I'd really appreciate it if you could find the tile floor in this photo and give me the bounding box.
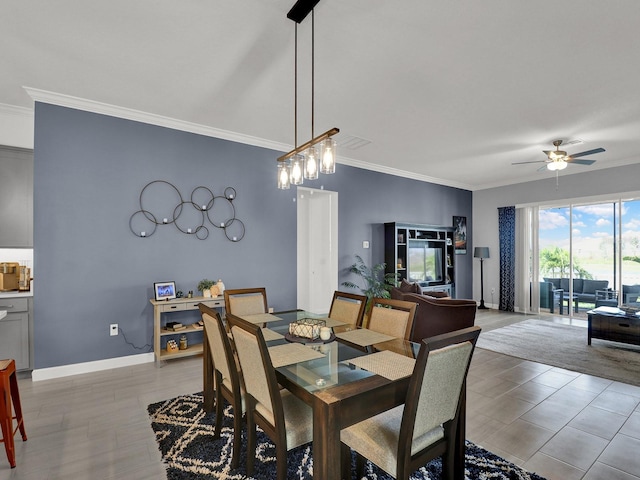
[1,309,638,479]
[468,309,640,479]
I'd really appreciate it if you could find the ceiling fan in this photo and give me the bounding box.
[513,140,605,171]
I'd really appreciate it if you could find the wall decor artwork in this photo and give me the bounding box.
[453,216,467,254]
[129,180,245,242]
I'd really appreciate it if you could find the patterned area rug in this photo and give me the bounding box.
[148,392,547,480]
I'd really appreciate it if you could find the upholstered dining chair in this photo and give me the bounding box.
[340,326,481,480]
[198,303,245,469]
[365,297,418,341]
[328,290,367,329]
[224,287,268,317]
[227,315,313,480]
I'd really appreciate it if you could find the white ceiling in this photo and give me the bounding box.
[3,0,640,191]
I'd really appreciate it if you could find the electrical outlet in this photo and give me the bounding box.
[491,288,495,294]
[110,324,118,336]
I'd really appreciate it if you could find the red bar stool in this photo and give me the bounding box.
[0,359,27,468]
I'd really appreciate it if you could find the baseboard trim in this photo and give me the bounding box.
[32,352,155,382]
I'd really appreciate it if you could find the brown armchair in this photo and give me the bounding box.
[390,287,477,342]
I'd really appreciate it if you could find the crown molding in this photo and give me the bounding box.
[338,156,474,190]
[23,87,291,153]
[22,87,472,190]
[0,102,33,118]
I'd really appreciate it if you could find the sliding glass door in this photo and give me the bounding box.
[621,199,640,304]
[537,197,640,318]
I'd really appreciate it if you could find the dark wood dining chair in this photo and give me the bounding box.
[365,297,418,340]
[224,287,268,317]
[340,326,481,480]
[199,303,245,469]
[328,290,367,329]
[227,315,313,480]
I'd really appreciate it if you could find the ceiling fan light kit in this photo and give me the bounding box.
[512,139,605,175]
[547,159,568,171]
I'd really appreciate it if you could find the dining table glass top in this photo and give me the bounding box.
[234,309,420,394]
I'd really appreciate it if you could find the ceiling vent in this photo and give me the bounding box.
[336,135,371,150]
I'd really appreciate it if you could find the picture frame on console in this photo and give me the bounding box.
[154,281,176,301]
[453,216,467,254]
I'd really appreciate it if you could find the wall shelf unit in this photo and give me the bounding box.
[384,222,455,297]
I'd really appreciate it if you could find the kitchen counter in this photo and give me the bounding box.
[0,290,33,298]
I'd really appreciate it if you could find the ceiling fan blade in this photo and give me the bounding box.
[512,160,546,165]
[537,164,549,172]
[542,150,552,155]
[568,147,605,159]
[567,158,596,165]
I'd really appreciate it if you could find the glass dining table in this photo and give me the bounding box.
[203,309,467,480]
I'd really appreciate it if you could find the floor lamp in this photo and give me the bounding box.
[474,247,490,309]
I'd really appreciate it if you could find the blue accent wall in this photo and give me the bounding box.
[33,103,472,369]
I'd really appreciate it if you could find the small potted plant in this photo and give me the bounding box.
[197,279,216,298]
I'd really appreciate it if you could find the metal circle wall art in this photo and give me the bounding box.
[129,180,245,242]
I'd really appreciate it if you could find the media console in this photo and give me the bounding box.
[587,308,640,347]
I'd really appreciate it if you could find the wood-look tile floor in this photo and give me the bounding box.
[2,309,639,479]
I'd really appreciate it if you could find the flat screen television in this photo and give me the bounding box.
[408,240,444,284]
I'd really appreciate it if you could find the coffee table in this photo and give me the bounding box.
[587,308,640,346]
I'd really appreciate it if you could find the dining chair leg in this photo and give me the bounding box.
[213,379,223,439]
[340,443,352,480]
[354,450,367,478]
[246,415,256,476]
[276,442,288,480]
[230,403,242,469]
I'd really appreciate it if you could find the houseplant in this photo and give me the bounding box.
[341,254,397,314]
[197,279,216,298]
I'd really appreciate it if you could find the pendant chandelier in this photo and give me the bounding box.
[277,0,339,189]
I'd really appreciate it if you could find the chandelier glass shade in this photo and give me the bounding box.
[290,154,305,185]
[320,137,336,174]
[304,146,319,179]
[277,162,291,189]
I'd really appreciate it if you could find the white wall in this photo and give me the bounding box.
[472,163,640,309]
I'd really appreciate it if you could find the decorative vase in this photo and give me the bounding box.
[203,289,212,298]
[209,285,220,297]
[217,279,225,294]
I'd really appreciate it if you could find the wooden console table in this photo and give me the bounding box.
[587,308,640,346]
[151,296,225,364]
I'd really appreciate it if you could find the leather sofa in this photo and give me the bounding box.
[390,282,477,343]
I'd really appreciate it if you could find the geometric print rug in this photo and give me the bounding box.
[148,392,547,480]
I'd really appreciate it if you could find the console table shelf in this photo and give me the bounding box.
[150,296,225,365]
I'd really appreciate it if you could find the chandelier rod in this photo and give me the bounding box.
[311,9,314,139]
[277,127,339,162]
[294,23,298,149]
